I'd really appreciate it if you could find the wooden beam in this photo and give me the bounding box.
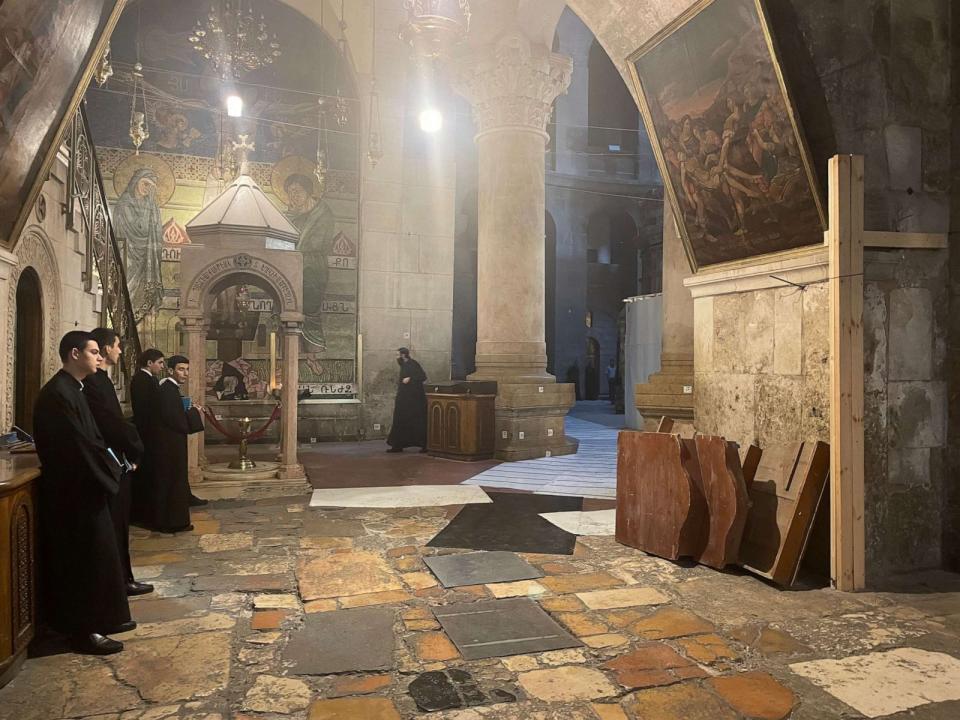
[863,231,948,250]
[827,155,866,592]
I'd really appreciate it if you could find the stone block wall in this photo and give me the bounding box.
[863,249,949,577]
[688,250,830,451]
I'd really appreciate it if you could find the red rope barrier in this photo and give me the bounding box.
[202,405,281,443]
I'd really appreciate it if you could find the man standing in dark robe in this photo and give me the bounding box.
[130,348,164,527]
[135,355,204,532]
[33,331,131,655]
[387,347,428,453]
[87,328,153,597]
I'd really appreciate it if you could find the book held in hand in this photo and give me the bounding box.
[181,396,192,411]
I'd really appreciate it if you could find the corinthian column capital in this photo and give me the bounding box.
[453,33,572,137]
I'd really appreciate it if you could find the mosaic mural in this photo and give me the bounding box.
[83,0,361,399]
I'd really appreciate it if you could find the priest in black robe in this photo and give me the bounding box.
[134,354,204,532]
[87,328,153,597]
[387,347,428,452]
[33,331,131,655]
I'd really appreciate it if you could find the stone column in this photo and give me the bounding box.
[277,321,304,479]
[634,195,696,427]
[182,318,208,484]
[454,34,579,460]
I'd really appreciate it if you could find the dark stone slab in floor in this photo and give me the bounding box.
[191,573,291,592]
[301,516,367,537]
[408,668,517,712]
[284,606,395,674]
[424,551,543,588]
[426,492,582,555]
[433,598,582,660]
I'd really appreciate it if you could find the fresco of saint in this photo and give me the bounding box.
[113,167,164,320]
[284,173,335,350]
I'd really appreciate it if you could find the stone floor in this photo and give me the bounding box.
[2,445,959,719]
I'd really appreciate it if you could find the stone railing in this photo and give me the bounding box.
[64,105,141,384]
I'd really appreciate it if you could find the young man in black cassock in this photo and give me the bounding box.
[87,328,153,597]
[33,331,132,655]
[386,347,428,453]
[134,354,205,532]
[130,348,164,528]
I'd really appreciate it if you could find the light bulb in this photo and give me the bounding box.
[419,107,443,133]
[226,95,243,117]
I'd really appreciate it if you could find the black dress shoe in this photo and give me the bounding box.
[386,447,403,453]
[126,581,154,596]
[107,620,137,634]
[71,633,123,655]
[189,494,208,507]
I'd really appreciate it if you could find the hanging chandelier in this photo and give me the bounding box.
[399,0,471,63]
[188,1,281,80]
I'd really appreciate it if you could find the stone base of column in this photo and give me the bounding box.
[634,353,695,426]
[192,462,310,500]
[493,382,579,461]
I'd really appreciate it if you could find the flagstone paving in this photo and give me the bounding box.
[0,494,958,720]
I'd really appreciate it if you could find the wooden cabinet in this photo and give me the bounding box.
[0,458,38,688]
[426,382,496,461]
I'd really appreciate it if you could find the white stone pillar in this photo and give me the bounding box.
[278,321,303,479]
[456,34,572,382]
[453,34,579,460]
[182,318,207,484]
[634,195,696,425]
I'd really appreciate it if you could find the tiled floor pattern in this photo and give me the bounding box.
[2,493,958,719]
[462,417,619,499]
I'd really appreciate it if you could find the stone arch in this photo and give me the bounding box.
[181,254,302,321]
[3,228,62,428]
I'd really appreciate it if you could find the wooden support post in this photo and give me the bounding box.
[827,155,866,591]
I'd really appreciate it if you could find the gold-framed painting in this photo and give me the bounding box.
[628,0,826,270]
[0,0,125,250]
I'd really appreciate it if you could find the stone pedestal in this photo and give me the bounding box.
[635,196,695,429]
[455,33,578,460]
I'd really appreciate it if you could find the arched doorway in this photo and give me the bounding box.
[14,268,43,433]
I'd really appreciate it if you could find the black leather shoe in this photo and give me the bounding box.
[386,447,403,453]
[72,633,123,655]
[126,581,154,596]
[107,620,137,634]
[189,494,208,507]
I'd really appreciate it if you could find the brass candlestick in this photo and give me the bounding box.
[228,416,257,470]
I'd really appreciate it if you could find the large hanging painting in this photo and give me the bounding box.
[0,0,124,248]
[628,0,825,269]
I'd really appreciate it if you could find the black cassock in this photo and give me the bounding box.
[33,370,131,635]
[133,378,203,532]
[387,359,427,449]
[84,368,144,583]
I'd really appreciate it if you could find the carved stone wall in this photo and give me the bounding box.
[2,228,62,429]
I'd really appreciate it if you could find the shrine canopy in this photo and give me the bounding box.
[186,173,300,250]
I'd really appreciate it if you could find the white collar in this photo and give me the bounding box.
[140,368,153,377]
[160,377,178,386]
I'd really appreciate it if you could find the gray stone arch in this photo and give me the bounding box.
[3,228,62,429]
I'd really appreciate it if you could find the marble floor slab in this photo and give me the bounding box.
[789,647,960,718]
[309,485,492,509]
[284,606,396,675]
[433,598,582,660]
[538,509,617,535]
[424,551,543,588]
[427,492,581,555]
[463,417,617,499]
